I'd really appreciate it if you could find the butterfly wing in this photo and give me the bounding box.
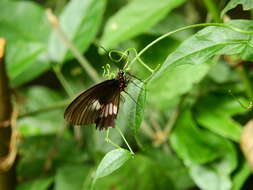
[95,92,120,130]
[64,79,121,130]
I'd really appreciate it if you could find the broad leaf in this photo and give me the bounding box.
[18,86,65,136]
[149,20,253,84]
[189,163,232,190]
[221,0,253,17]
[0,0,51,86]
[194,95,247,141]
[95,153,194,190]
[94,149,132,181]
[100,0,186,48]
[170,110,221,164]
[148,63,210,110]
[48,0,106,63]
[188,137,237,190]
[171,110,237,190]
[116,80,146,137]
[5,41,50,87]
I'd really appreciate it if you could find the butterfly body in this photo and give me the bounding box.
[64,71,128,130]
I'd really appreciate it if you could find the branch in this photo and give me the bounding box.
[0,38,16,190]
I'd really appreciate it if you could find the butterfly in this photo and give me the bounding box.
[64,71,130,130]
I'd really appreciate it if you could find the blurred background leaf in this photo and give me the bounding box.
[0,0,253,189]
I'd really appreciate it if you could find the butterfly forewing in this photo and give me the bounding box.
[64,79,122,130]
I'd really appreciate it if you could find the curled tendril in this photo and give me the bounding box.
[109,50,128,63]
[228,90,253,110]
[102,64,116,79]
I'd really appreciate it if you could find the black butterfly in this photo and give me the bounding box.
[64,71,129,130]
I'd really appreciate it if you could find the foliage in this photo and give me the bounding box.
[0,0,253,189]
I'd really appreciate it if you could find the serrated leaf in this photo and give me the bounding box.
[100,0,186,48]
[149,20,253,84]
[221,0,253,17]
[148,63,210,110]
[94,149,132,180]
[48,0,106,63]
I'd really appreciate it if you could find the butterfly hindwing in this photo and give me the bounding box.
[64,79,121,129]
[95,93,120,130]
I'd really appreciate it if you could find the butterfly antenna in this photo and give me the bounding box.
[123,90,141,107]
[126,72,143,82]
[130,80,144,90]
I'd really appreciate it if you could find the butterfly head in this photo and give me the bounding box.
[116,71,128,91]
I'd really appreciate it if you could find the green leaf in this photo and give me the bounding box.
[116,81,146,137]
[171,110,238,190]
[170,109,238,165]
[148,12,193,39]
[148,63,210,110]
[145,149,194,190]
[17,177,53,190]
[94,149,132,181]
[18,86,65,136]
[5,41,50,87]
[0,0,51,86]
[208,60,231,83]
[134,82,147,135]
[187,134,237,190]
[170,110,221,164]
[55,165,90,190]
[95,154,193,190]
[189,163,232,190]
[17,135,87,178]
[221,0,253,17]
[48,0,106,63]
[194,94,247,141]
[188,140,237,190]
[149,20,253,84]
[100,0,186,48]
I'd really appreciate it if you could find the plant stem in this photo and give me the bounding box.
[53,66,74,97]
[0,38,16,190]
[123,48,153,73]
[19,100,69,118]
[128,23,253,70]
[237,65,253,100]
[115,126,134,154]
[46,9,100,83]
[105,129,121,149]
